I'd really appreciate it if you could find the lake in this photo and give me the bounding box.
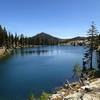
[0,46,97,100]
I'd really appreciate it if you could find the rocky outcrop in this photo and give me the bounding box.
[0,48,5,56]
[50,78,100,100]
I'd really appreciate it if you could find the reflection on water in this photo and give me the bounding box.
[13,48,49,56]
[12,46,61,56]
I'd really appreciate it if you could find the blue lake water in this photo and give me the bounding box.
[0,46,97,100]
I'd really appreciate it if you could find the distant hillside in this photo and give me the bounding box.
[32,32,59,45]
[70,36,87,40]
[32,33,87,45]
[58,36,87,44]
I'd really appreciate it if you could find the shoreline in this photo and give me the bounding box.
[50,78,100,100]
[0,48,13,59]
[0,48,5,56]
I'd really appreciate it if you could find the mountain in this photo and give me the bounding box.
[70,36,87,40]
[33,32,59,40]
[32,33,87,45]
[32,32,59,45]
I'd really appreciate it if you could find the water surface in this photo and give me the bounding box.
[0,46,96,100]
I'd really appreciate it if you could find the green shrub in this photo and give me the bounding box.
[28,94,36,100]
[40,92,51,100]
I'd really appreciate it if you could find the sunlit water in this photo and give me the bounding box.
[0,46,97,100]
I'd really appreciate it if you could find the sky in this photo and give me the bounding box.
[0,0,100,38]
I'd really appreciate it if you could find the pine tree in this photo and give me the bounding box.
[14,33,19,48]
[97,34,100,70]
[11,34,14,48]
[0,25,4,47]
[8,32,11,48]
[19,34,24,47]
[3,27,9,48]
[83,22,99,70]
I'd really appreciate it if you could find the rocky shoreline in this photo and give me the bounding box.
[50,78,100,100]
[0,48,6,56]
[0,48,12,59]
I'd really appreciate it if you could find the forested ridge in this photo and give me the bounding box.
[0,25,100,49]
[0,25,59,49]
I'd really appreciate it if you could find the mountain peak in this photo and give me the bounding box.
[32,32,59,45]
[37,32,49,36]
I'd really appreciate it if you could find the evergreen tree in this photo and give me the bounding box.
[3,27,9,48]
[10,34,14,48]
[14,33,19,48]
[99,34,100,44]
[19,34,24,47]
[8,32,11,48]
[97,34,100,70]
[0,25,4,47]
[83,22,99,70]
[0,26,9,48]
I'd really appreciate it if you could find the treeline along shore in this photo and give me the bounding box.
[0,24,87,58]
[0,22,100,66]
[0,25,59,58]
[0,25,60,49]
[0,23,100,55]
